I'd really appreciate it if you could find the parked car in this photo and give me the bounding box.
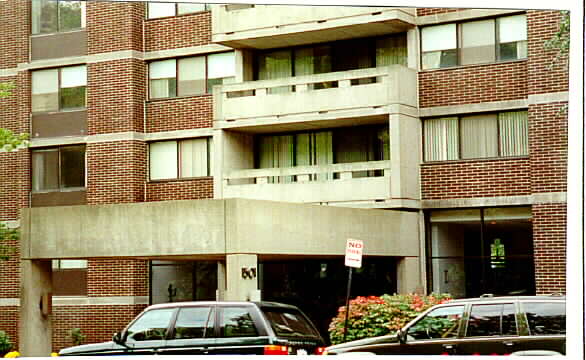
[325,295,565,356]
[59,301,326,355]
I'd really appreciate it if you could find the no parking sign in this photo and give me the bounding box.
[344,238,363,268]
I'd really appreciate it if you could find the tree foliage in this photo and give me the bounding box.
[0,223,18,261]
[0,81,29,151]
[544,11,569,69]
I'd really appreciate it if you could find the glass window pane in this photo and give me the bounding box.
[148,2,176,19]
[60,86,86,110]
[59,0,82,32]
[376,34,407,66]
[127,308,175,342]
[406,305,464,340]
[177,3,207,14]
[499,111,528,156]
[460,114,498,159]
[61,65,87,88]
[221,307,258,338]
[150,78,177,99]
[174,307,214,339]
[178,57,206,96]
[263,308,320,338]
[150,59,177,79]
[150,141,178,180]
[523,302,565,335]
[461,19,496,65]
[208,52,235,92]
[32,150,59,191]
[421,23,457,52]
[34,0,58,34]
[498,15,527,43]
[32,69,59,112]
[180,138,208,178]
[467,304,507,337]
[60,145,85,188]
[58,259,88,269]
[424,117,459,161]
[502,303,517,336]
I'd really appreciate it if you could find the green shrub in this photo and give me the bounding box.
[328,293,451,345]
[0,330,12,355]
[69,328,85,346]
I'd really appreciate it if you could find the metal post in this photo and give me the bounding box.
[343,267,353,342]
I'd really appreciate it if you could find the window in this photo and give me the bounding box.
[523,302,565,335]
[424,110,528,161]
[147,2,211,19]
[220,307,258,338]
[173,307,215,339]
[421,14,527,69]
[32,65,87,113]
[256,125,389,183]
[466,303,517,337]
[52,259,87,269]
[149,138,213,180]
[32,145,85,192]
[31,0,85,35]
[149,53,234,99]
[406,305,464,340]
[256,34,407,89]
[126,308,175,342]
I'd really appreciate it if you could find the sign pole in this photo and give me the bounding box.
[343,266,353,342]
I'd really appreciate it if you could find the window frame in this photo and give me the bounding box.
[148,53,234,100]
[423,110,528,162]
[148,137,213,181]
[420,13,527,70]
[31,0,86,35]
[31,145,87,193]
[146,2,211,20]
[31,65,87,113]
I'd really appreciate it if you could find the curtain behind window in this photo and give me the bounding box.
[180,138,209,177]
[461,19,496,65]
[424,117,458,161]
[461,114,498,159]
[258,50,292,93]
[32,150,59,191]
[376,34,407,66]
[258,135,294,183]
[499,111,528,156]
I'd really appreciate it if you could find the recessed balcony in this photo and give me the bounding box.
[223,160,391,203]
[212,5,416,49]
[214,65,417,132]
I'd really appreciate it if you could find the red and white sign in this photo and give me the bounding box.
[344,238,363,268]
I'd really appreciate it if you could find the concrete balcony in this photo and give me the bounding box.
[214,65,417,132]
[223,160,391,203]
[212,5,416,49]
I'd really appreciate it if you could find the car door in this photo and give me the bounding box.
[456,302,519,355]
[397,305,465,355]
[123,307,176,354]
[517,301,566,354]
[209,305,269,355]
[159,305,216,355]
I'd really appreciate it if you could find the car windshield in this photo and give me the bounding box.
[262,307,320,338]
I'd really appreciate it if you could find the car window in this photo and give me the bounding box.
[262,307,320,338]
[466,303,517,337]
[406,305,464,340]
[220,307,259,338]
[173,306,215,339]
[126,308,175,342]
[523,302,565,335]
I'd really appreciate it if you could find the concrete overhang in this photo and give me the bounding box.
[21,198,420,260]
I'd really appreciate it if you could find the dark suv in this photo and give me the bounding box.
[59,301,326,356]
[325,295,565,356]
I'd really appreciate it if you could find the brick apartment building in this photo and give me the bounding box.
[0,1,568,355]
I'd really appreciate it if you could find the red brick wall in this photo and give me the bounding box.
[87,259,149,297]
[421,158,531,200]
[145,11,211,52]
[418,62,528,108]
[0,306,18,351]
[532,203,566,295]
[146,95,213,133]
[52,304,146,352]
[87,59,147,135]
[0,0,29,68]
[86,141,147,205]
[528,102,568,194]
[87,1,144,54]
[527,11,569,95]
[147,178,213,202]
[416,8,461,17]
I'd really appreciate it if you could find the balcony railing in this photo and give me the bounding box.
[222,160,391,203]
[214,65,416,125]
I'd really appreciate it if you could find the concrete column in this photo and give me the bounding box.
[216,260,227,300]
[389,113,421,201]
[397,256,422,294]
[19,260,53,357]
[225,254,259,301]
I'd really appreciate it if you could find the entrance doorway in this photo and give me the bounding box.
[150,260,217,304]
[427,207,535,298]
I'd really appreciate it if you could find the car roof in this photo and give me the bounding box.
[144,300,299,311]
[446,294,565,304]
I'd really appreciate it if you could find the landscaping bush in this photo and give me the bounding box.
[328,293,452,345]
[0,331,12,356]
